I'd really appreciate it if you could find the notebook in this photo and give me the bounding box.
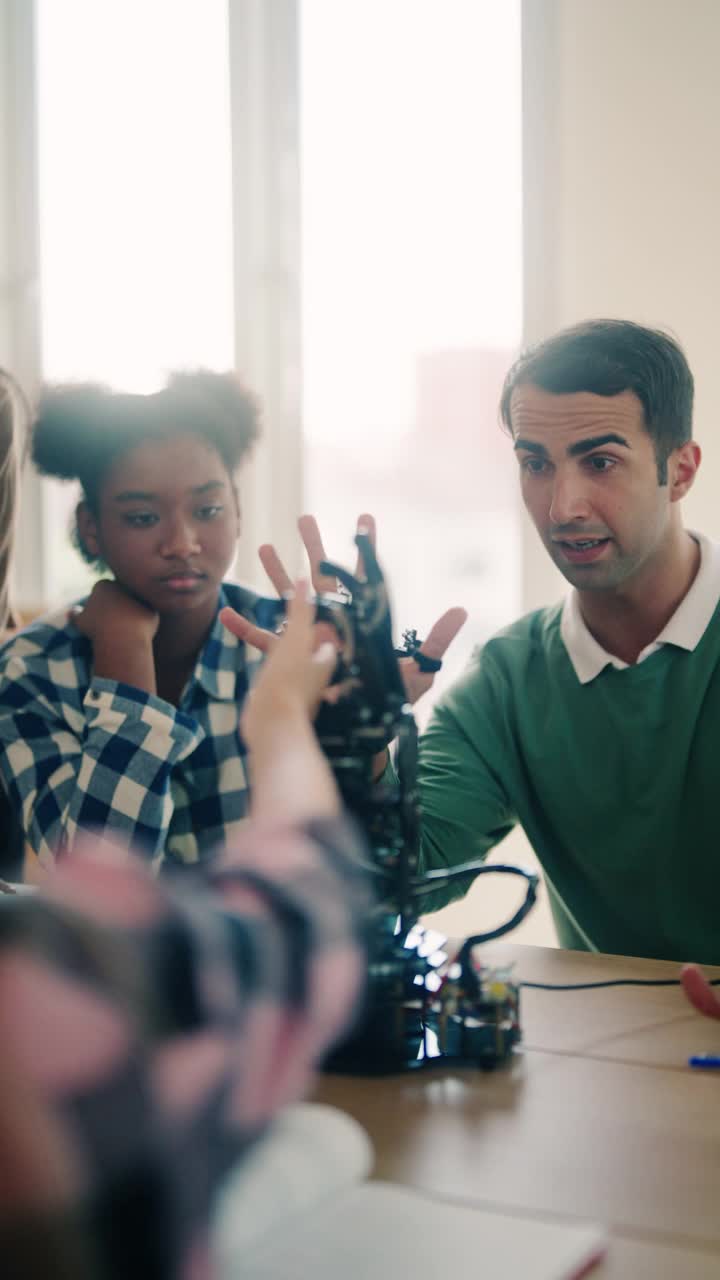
[214,1105,607,1280]
[235,1182,606,1279]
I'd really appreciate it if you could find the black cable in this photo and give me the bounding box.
[412,862,539,893]
[520,977,720,990]
[351,851,718,994]
[417,859,532,885]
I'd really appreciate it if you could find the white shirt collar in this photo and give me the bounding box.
[560,532,720,684]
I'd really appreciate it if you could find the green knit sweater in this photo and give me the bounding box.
[417,601,720,963]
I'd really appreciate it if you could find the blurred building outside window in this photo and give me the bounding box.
[300,0,524,720]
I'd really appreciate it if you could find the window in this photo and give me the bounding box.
[300,0,523,720]
[27,0,549,942]
[35,0,234,599]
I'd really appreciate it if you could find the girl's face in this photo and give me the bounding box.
[78,435,240,616]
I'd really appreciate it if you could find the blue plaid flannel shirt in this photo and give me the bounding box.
[0,583,265,870]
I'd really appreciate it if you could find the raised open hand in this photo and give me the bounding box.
[257,513,467,708]
[259,513,377,598]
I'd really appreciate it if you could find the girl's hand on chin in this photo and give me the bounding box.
[69,580,160,644]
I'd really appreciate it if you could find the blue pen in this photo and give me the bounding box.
[689,1054,720,1069]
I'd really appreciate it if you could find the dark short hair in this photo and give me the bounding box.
[32,369,261,565]
[499,320,694,483]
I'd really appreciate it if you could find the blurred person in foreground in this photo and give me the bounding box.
[0,367,371,1277]
[0,577,371,1279]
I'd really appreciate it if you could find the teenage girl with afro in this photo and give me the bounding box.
[0,371,269,871]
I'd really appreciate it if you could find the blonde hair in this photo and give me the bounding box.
[0,372,27,631]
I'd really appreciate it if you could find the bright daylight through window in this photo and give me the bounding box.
[35,0,234,598]
[301,0,523,719]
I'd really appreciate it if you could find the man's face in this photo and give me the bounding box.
[81,435,240,616]
[511,385,686,591]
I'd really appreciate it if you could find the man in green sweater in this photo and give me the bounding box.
[229,319,718,964]
[419,318,716,963]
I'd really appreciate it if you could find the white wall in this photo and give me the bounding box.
[429,0,720,948]
[521,0,720,611]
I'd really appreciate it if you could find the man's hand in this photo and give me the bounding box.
[681,963,720,1019]
[396,607,468,706]
[253,513,468,708]
[70,581,159,695]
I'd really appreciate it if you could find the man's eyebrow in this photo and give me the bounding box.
[513,438,548,456]
[567,433,630,457]
[191,480,225,495]
[513,433,631,459]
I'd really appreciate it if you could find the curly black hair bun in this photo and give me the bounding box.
[32,370,261,506]
[32,384,123,483]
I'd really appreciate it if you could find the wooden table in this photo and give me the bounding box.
[316,943,720,1278]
